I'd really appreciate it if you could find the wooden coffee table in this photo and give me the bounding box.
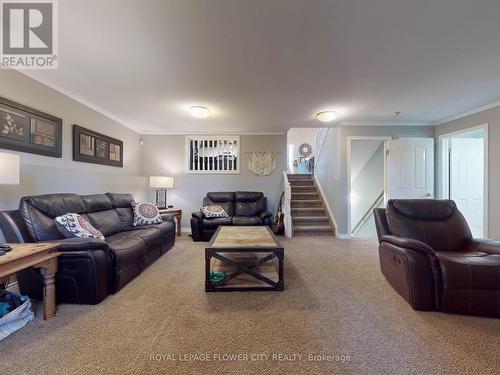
[205,226,284,292]
[0,243,60,320]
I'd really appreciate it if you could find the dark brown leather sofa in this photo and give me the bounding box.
[191,191,272,241]
[0,192,175,305]
[374,199,500,318]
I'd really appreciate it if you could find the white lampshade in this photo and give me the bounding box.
[0,152,20,185]
[149,176,174,189]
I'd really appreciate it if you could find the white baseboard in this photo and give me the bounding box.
[335,233,351,239]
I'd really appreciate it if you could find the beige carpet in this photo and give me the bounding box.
[1,235,499,375]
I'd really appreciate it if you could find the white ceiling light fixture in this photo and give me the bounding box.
[315,111,338,123]
[189,106,211,119]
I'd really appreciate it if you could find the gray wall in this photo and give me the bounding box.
[141,134,286,229]
[0,70,147,214]
[315,125,435,236]
[435,106,500,238]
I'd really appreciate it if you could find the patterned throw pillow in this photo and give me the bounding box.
[131,202,163,226]
[55,213,105,240]
[201,205,229,218]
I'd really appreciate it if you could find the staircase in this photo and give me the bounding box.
[288,174,335,236]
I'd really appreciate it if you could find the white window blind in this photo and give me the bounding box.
[185,135,240,173]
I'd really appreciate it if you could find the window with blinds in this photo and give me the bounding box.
[185,135,240,173]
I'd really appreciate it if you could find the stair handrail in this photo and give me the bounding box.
[351,191,384,235]
[282,171,293,238]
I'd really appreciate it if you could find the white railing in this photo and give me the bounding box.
[282,171,293,238]
[351,191,384,235]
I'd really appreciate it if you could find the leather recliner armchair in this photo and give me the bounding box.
[374,199,500,318]
[191,191,272,241]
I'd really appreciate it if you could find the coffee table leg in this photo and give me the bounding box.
[205,249,214,292]
[276,248,284,291]
[39,258,58,320]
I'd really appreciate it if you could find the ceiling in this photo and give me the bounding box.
[25,0,500,134]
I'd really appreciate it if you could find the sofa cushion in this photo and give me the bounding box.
[114,207,134,231]
[86,210,123,237]
[131,202,162,226]
[232,216,262,226]
[385,199,472,251]
[18,194,86,242]
[202,217,232,229]
[127,220,175,237]
[81,194,113,213]
[127,227,164,248]
[234,192,265,217]
[106,193,134,208]
[55,213,105,240]
[107,233,147,268]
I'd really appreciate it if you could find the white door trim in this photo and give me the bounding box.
[438,123,489,237]
[347,136,392,237]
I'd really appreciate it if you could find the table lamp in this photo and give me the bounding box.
[149,176,174,209]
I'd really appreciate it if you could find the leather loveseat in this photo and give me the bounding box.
[374,199,500,318]
[191,191,272,241]
[0,192,175,305]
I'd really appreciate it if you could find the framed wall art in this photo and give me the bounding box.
[73,125,123,167]
[0,96,62,157]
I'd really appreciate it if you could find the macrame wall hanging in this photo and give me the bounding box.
[246,152,280,176]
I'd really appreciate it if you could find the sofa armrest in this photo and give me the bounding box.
[40,238,109,252]
[465,239,500,254]
[381,235,436,256]
[259,211,272,220]
[191,211,204,220]
[160,214,175,223]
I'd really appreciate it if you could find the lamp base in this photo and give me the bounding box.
[155,189,167,209]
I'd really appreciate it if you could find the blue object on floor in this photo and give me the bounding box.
[0,302,9,317]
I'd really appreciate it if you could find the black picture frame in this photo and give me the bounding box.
[73,125,123,167]
[0,96,62,158]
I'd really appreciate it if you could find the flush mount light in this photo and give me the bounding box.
[392,111,401,116]
[189,106,211,119]
[315,111,338,123]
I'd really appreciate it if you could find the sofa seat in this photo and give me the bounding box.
[202,217,232,228]
[232,216,262,226]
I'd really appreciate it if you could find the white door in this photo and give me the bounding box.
[386,138,434,200]
[450,138,484,237]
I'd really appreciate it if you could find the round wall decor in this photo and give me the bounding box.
[298,143,312,157]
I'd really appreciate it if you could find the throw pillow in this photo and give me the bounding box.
[201,205,229,218]
[55,213,105,240]
[131,202,163,226]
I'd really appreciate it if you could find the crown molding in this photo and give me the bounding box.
[340,121,432,127]
[434,100,500,126]
[140,130,286,136]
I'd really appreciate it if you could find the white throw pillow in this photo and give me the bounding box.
[55,213,105,240]
[201,205,229,218]
[131,202,163,226]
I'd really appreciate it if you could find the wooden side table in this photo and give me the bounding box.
[0,243,60,320]
[159,208,183,237]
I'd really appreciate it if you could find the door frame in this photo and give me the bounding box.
[438,123,489,237]
[347,136,392,237]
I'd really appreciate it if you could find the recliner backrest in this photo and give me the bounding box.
[385,199,472,251]
[203,192,235,216]
[234,191,266,217]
